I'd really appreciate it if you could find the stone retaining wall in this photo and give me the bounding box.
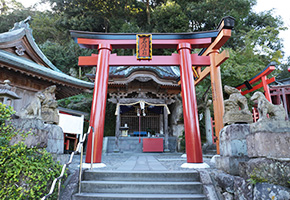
[210,169,290,200]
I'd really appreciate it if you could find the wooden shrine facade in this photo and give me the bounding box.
[105,66,180,151]
[270,80,290,120]
[71,16,235,164]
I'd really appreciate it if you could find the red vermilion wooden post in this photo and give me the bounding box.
[85,43,112,163]
[178,43,203,163]
[209,50,224,155]
[261,76,272,103]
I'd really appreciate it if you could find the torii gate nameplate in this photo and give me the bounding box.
[136,34,152,60]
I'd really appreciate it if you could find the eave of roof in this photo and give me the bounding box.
[109,66,180,79]
[58,106,89,117]
[0,27,61,72]
[0,50,94,89]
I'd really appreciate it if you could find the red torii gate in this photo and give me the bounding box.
[236,62,276,102]
[70,16,235,164]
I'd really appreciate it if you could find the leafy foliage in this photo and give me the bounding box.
[276,57,290,80]
[0,103,63,199]
[0,0,24,15]
[0,143,62,199]
[0,102,15,121]
[151,0,188,33]
[39,40,95,74]
[0,9,36,33]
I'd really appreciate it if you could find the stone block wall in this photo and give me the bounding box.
[210,169,290,200]
[247,132,290,159]
[214,120,290,199]
[216,124,250,175]
[239,158,290,188]
[9,118,64,154]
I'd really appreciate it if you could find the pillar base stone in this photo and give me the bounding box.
[164,149,170,153]
[181,162,210,169]
[82,163,106,169]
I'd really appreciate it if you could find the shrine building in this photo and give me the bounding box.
[0,17,94,113]
[87,66,183,153]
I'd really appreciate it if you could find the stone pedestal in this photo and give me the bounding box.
[248,120,290,159]
[220,124,250,157]
[239,158,290,188]
[223,111,253,125]
[9,118,64,154]
[216,124,250,175]
[247,132,290,159]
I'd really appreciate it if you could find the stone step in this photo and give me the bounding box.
[83,170,200,182]
[73,193,207,200]
[80,180,203,194]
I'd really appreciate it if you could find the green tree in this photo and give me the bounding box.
[30,11,66,44]
[0,9,35,33]
[39,40,94,75]
[151,0,189,33]
[276,56,290,80]
[221,25,284,87]
[0,0,24,15]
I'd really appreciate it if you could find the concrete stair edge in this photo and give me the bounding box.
[73,192,207,200]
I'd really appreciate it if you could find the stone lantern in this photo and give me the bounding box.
[0,80,21,107]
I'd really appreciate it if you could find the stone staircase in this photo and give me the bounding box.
[73,171,207,200]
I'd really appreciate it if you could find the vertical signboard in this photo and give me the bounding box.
[136,34,152,60]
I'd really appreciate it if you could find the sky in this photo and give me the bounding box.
[18,0,290,58]
[253,0,290,58]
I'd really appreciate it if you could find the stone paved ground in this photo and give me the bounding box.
[65,152,215,173]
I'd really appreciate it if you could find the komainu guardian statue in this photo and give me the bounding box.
[18,91,45,119]
[41,85,59,124]
[223,85,253,125]
[250,91,286,121]
[18,85,59,124]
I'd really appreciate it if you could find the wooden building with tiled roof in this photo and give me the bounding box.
[0,17,94,112]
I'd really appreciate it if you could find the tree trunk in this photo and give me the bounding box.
[146,0,150,25]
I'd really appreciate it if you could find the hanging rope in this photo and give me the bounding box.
[115,100,170,115]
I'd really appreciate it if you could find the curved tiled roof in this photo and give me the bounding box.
[0,50,93,89]
[0,17,94,97]
[109,66,180,79]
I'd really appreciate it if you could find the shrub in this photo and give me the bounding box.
[0,103,63,199]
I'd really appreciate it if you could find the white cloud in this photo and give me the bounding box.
[253,0,290,58]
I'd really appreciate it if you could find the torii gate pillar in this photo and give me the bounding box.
[209,50,224,154]
[178,43,203,163]
[85,44,112,163]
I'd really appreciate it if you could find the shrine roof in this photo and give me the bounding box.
[0,24,61,72]
[109,66,180,79]
[0,17,94,98]
[0,49,93,89]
